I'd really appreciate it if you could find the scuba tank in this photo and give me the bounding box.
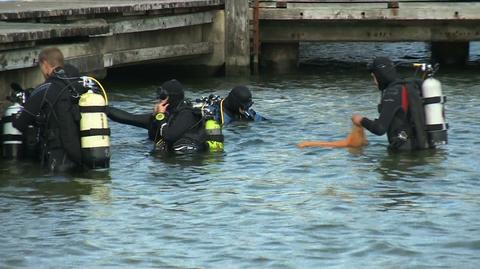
[414,63,448,147]
[2,103,23,159]
[205,117,224,152]
[194,95,224,152]
[1,83,28,159]
[79,77,110,169]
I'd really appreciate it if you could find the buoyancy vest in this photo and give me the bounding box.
[175,106,207,151]
[403,79,429,150]
[153,102,208,153]
[384,79,429,151]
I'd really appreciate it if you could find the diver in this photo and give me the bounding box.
[351,56,429,152]
[208,85,266,125]
[15,63,85,162]
[107,79,208,154]
[12,47,85,171]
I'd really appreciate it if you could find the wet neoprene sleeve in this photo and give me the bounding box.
[159,109,199,142]
[360,88,400,136]
[106,106,152,129]
[361,117,387,135]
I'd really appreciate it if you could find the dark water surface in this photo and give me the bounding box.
[1,43,480,268]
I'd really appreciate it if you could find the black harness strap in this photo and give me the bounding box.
[424,96,446,105]
[79,106,106,113]
[80,128,110,137]
[1,115,13,123]
[1,134,23,142]
[426,123,449,131]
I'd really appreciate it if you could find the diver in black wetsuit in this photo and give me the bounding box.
[107,79,206,154]
[212,85,267,125]
[12,47,85,172]
[352,57,429,151]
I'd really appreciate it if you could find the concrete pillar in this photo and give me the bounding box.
[225,0,250,76]
[431,41,469,65]
[260,43,299,73]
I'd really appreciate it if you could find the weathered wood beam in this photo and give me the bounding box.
[0,41,36,52]
[260,0,466,2]
[103,42,213,67]
[258,0,478,5]
[0,41,213,72]
[0,43,94,71]
[0,0,225,20]
[109,11,215,34]
[0,20,109,44]
[259,5,480,20]
[225,0,250,75]
[260,21,480,42]
[285,2,477,9]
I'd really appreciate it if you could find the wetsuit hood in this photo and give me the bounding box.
[157,79,185,112]
[368,57,399,91]
[63,64,80,78]
[224,85,253,115]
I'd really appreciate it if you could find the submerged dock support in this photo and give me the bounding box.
[225,0,250,76]
[431,42,470,65]
[260,43,299,73]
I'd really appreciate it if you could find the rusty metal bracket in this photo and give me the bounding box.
[387,1,399,9]
[276,1,287,9]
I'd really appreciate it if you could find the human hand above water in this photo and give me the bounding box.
[351,114,364,126]
[154,97,169,114]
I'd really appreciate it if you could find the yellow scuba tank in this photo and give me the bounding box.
[79,77,110,169]
[195,95,224,152]
[205,118,224,152]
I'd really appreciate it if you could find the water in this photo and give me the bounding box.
[1,43,480,268]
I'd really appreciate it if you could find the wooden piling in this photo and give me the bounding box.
[225,0,250,76]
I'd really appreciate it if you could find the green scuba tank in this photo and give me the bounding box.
[205,118,223,152]
[194,95,224,152]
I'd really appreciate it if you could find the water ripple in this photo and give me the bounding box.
[1,43,480,268]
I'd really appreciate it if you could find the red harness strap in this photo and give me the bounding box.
[401,85,409,113]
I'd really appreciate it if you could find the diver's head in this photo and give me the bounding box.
[224,85,254,115]
[38,47,64,79]
[157,79,185,110]
[367,57,399,91]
